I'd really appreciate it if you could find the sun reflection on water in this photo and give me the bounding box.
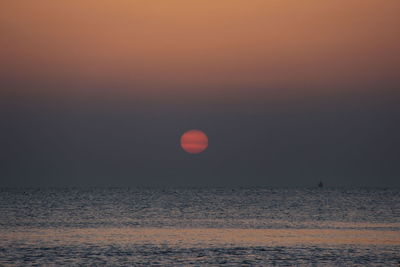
[2,227,400,248]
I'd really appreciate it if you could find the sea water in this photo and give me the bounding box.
[0,187,399,266]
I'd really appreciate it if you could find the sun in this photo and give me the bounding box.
[180,130,208,154]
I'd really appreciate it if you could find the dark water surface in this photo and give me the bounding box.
[0,187,399,266]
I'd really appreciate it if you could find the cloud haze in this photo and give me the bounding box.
[0,1,399,187]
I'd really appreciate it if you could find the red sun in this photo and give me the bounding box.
[180,130,208,154]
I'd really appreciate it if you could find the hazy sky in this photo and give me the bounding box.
[1,1,399,186]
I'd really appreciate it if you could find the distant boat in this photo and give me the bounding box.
[318,181,323,188]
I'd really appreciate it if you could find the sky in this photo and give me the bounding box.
[0,0,399,187]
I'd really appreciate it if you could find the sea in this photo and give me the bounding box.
[0,187,399,266]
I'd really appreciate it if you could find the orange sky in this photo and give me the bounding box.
[1,0,399,101]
